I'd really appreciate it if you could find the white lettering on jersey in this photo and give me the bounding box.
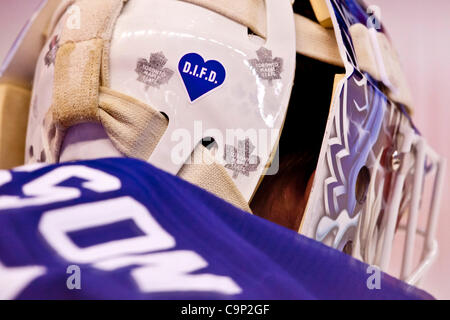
[0,170,12,187]
[40,196,241,295]
[1,166,242,297]
[39,197,176,263]
[0,262,46,300]
[96,250,242,295]
[0,165,121,210]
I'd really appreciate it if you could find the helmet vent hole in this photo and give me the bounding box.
[247,28,265,45]
[160,112,169,122]
[247,28,257,36]
[355,166,370,204]
[40,150,46,163]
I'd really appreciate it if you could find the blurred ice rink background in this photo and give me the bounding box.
[0,0,448,298]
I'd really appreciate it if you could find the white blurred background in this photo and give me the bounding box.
[0,0,449,298]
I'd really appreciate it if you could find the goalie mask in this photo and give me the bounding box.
[0,0,445,285]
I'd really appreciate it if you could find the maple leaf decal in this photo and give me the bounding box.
[135,52,174,89]
[44,35,59,67]
[248,47,283,83]
[224,138,261,179]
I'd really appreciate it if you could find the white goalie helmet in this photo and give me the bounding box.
[0,0,446,286]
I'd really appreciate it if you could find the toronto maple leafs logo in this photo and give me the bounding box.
[223,138,261,179]
[248,47,283,83]
[44,35,59,67]
[136,52,174,89]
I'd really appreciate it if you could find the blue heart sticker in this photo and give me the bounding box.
[178,53,226,102]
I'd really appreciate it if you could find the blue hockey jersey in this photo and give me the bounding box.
[0,158,432,299]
